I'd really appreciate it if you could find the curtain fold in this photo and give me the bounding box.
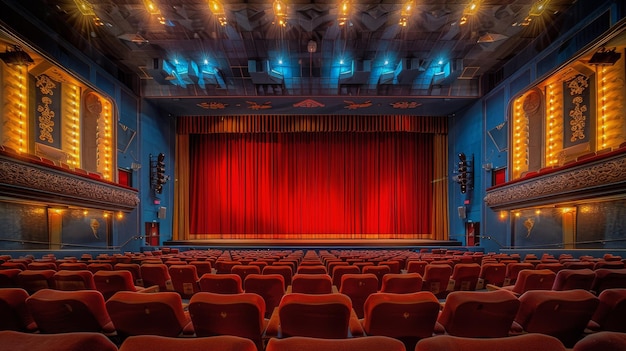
[173,134,190,240]
[188,132,436,239]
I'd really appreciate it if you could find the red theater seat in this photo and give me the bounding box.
[198,273,243,294]
[0,330,118,351]
[189,292,267,350]
[94,270,157,300]
[262,265,292,288]
[168,264,200,298]
[513,289,599,347]
[339,273,379,318]
[588,288,626,332]
[551,268,595,291]
[244,273,285,318]
[265,336,406,351]
[415,333,566,351]
[572,331,626,351]
[140,263,174,292]
[380,272,423,293]
[0,288,36,332]
[26,289,114,334]
[53,270,96,290]
[361,291,439,347]
[267,293,362,339]
[437,289,520,338]
[500,269,556,295]
[106,291,192,337]
[290,273,333,294]
[118,334,257,351]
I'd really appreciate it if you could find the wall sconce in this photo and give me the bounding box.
[0,45,34,66]
[588,47,621,66]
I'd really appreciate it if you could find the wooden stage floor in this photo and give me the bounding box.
[163,238,462,250]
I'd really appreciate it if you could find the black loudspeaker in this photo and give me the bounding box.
[157,206,167,219]
[457,206,466,219]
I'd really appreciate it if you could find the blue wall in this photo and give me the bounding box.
[139,102,176,245]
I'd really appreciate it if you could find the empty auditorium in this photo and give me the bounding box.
[2,0,626,350]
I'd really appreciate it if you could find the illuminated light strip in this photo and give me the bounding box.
[70,86,80,166]
[514,98,523,174]
[547,85,553,164]
[600,68,606,149]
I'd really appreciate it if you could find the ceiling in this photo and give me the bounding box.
[10,0,578,114]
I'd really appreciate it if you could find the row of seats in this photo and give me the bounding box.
[4,331,623,351]
[2,285,625,348]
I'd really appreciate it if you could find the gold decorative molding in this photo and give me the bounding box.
[485,151,626,210]
[0,155,139,211]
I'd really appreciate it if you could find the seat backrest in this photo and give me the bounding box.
[231,265,261,282]
[378,260,401,274]
[291,273,333,294]
[0,269,21,288]
[515,289,599,347]
[591,268,626,294]
[510,269,556,295]
[114,263,143,286]
[0,288,35,332]
[53,270,96,290]
[106,291,189,337]
[504,263,534,285]
[572,331,626,351]
[198,273,243,294]
[380,272,423,293]
[362,291,439,339]
[591,288,626,332]
[119,334,257,351]
[87,263,113,273]
[94,270,138,300]
[244,273,285,318]
[438,289,520,338]
[478,263,506,287]
[214,260,242,274]
[27,262,57,271]
[140,263,174,291]
[415,333,566,351]
[26,289,113,333]
[168,264,200,298]
[297,265,328,275]
[58,262,88,271]
[17,269,56,294]
[189,292,265,349]
[535,262,565,273]
[406,261,428,275]
[0,330,118,351]
[361,265,390,290]
[422,264,453,298]
[266,335,406,351]
[332,265,360,287]
[188,261,213,277]
[262,265,292,287]
[338,273,379,318]
[450,263,481,291]
[278,293,352,339]
[552,269,595,291]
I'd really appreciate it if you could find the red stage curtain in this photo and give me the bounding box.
[189,132,433,238]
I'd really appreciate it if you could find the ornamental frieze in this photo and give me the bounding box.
[485,154,626,210]
[0,157,139,211]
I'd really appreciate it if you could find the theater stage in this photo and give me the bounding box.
[163,238,463,250]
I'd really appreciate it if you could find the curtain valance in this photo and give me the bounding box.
[177,115,448,134]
